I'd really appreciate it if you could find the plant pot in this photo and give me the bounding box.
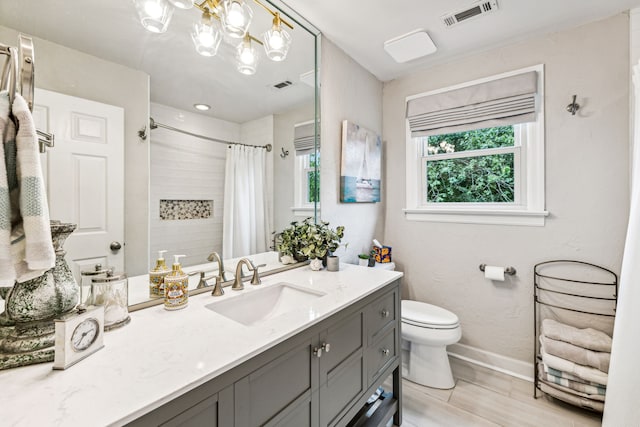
[358,258,369,267]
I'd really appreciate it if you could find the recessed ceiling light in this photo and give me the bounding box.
[193,103,211,111]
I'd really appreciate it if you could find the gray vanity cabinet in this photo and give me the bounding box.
[318,311,365,426]
[127,280,401,427]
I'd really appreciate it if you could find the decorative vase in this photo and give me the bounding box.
[309,258,323,271]
[0,221,79,370]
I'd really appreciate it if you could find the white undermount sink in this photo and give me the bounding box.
[205,282,326,326]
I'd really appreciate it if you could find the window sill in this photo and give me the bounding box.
[403,208,549,226]
[291,206,315,217]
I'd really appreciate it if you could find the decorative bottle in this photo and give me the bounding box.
[164,255,189,311]
[149,250,170,299]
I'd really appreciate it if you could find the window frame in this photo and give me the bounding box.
[292,151,318,217]
[404,64,548,226]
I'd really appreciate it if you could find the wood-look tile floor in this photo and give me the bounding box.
[389,358,603,427]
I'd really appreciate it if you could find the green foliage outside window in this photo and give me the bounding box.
[426,126,516,203]
[307,153,319,203]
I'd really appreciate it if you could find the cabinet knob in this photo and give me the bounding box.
[381,309,390,318]
[321,342,331,353]
[313,347,323,358]
[381,348,390,356]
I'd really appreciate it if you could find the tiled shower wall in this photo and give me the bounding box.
[150,103,240,267]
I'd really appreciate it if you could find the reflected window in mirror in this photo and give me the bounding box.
[293,120,319,217]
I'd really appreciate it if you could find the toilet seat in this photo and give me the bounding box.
[401,300,459,329]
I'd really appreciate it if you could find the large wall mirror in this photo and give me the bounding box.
[0,0,320,308]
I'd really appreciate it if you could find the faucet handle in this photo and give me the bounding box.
[211,276,224,296]
[250,263,266,285]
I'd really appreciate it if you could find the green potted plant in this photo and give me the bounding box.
[277,218,345,269]
[358,253,370,267]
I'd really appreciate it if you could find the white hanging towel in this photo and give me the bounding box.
[0,92,55,285]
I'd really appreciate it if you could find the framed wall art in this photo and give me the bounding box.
[340,120,381,203]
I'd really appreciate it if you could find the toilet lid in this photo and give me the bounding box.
[402,300,459,327]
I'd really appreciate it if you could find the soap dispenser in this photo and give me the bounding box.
[164,254,189,311]
[149,250,170,299]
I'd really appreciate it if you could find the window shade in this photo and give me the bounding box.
[407,71,538,137]
[293,122,318,155]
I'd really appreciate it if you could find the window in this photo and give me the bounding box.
[294,152,319,214]
[404,65,547,226]
[292,120,319,216]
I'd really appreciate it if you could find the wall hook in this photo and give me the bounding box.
[138,125,147,141]
[566,94,580,116]
[280,147,289,159]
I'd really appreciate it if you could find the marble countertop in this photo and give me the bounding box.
[1,264,402,427]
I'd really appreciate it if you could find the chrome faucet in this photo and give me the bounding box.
[207,251,229,282]
[232,258,255,291]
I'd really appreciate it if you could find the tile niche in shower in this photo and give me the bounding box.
[160,199,213,220]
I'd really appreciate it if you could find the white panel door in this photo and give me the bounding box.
[33,88,125,280]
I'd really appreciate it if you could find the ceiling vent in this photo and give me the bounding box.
[273,80,293,89]
[441,0,498,27]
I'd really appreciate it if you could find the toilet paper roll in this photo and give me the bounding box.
[484,265,505,281]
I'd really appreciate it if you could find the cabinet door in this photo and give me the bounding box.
[319,312,365,426]
[235,338,317,426]
[160,394,219,427]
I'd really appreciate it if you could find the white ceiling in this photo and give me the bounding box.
[284,0,640,82]
[2,0,640,122]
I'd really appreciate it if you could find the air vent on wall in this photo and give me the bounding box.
[442,0,498,27]
[273,80,293,89]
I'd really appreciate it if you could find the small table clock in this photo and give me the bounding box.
[53,305,105,370]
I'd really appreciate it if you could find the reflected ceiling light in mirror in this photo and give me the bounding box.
[220,0,253,38]
[168,0,195,9]
[133,0,293,74]
[262,12,292,61]
[194,103,211,111]
[133,0,175,33]
[191,11,223,56]
[237,35,259,75]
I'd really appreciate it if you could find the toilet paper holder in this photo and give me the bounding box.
[479,264,517,276]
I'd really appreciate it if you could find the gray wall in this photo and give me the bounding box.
[382,14,630,372]
[0,25,150,276]
[320,39,385,263]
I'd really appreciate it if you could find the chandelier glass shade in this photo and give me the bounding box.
[236,35,259,75]
[262,12,291,61]
[220,0,253,39]
[133,0,175,34]
[191,12,223,56]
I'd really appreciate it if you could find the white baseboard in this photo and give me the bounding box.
[447,343,535,382]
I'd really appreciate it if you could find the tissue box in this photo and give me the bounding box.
[373,246,392,263]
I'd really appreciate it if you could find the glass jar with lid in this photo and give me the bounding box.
[80,264,111,307]
[91,270,131,330]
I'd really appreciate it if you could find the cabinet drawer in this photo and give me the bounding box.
[367,290,396,344]
[367,327,397,384]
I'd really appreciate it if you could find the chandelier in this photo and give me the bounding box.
[132,0,294,75]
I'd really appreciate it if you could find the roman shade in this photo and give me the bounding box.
[407,71,538,137]
[293,121,318,155]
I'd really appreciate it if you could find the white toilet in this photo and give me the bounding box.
[401,300,462,389]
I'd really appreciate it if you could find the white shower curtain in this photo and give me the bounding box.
[603,62,640,425]
[222,145,270,259]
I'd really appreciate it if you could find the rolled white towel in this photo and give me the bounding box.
[540,338,608,385]
[542,318,611,353]
[541,335,610,372]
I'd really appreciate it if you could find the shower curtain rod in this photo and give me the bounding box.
[148,117,273,152]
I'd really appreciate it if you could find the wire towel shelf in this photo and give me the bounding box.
[533,260,618,412]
